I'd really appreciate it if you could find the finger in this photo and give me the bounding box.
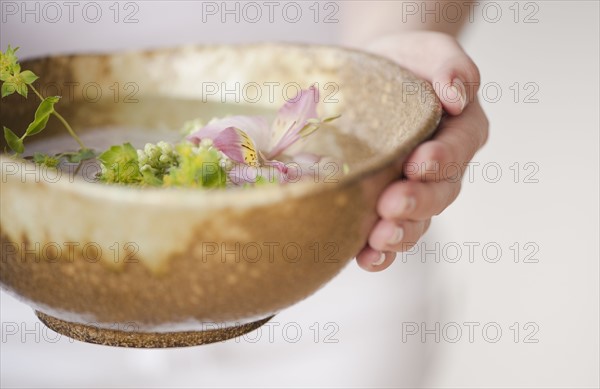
[356,246,396,272]
[404,100,489,182]
[377,180,462,221]
[368,218,432,252]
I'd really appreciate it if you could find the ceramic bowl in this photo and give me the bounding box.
[0,43,441,347]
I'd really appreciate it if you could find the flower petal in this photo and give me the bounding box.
[263,159,289,175]
[268,85,320,158]
[212,127,259,166]
[228,164,260,185]
[291,152,322,165]
[188,115,270,150]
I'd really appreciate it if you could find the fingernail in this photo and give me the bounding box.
[372,252,386,266]
[423,160,439,174]
[451,78,467,111]
[395,196,416,216]
[387,227,404,245]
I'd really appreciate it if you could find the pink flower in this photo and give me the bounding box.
[187,85,339,184]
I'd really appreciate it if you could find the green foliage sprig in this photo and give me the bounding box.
[1,45,93,165]
[1,46,227,188]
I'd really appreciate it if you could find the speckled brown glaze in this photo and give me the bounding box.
[0,43,442,347]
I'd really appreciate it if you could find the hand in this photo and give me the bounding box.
[355,31,489,271]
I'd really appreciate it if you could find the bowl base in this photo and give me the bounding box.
[35,311,274,348]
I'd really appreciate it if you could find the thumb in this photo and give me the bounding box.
[367,31,481,115]
[432,53,481,115]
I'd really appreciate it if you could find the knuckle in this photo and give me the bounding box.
[428,141,451,165]
[434,182,461,216]
[464,58,481,87]
[406,222,425,243]
[399,240,418,252]
[450,180,463,202]
[400,182,420,199]
[422,219,432,234]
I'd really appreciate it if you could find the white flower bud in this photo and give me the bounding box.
[158,141,173,154]
[221,157,234,170]
[144,143,154,155]
[140,164,153,173]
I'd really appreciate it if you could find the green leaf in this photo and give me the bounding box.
[3,127,24,154]
[141,170,163,186]
[16,81,27,98]
[98,143,142,184]
[33,152,47,164]
[98,143,137,165]
[24,96,60,137]
[33,152,60,168]
[2,72,27,98]
[1,81,16,97]
[19,70,38,85]
[63,148,95,163]
[1,68,38,99]
[0,70,10,82]
[163,143,226,188]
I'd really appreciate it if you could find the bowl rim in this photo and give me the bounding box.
[0,42,442,210]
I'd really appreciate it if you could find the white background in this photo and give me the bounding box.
[1,1,599,387]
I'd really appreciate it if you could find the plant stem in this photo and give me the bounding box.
[30,85,86,149]
[74,161,83,176]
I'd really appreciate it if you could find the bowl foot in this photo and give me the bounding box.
[35,311,274,348]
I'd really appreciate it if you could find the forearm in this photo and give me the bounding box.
[340,1,470,47]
